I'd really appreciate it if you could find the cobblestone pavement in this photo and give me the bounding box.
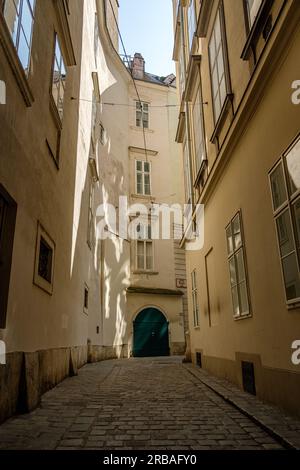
[0,357,298,450]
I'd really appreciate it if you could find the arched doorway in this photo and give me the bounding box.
[133,308,169,357]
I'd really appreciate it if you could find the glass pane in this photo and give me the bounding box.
[236,249,246,283]
[285,139,300,197]
[20,0,33,44]
[281,253,300,301]
[144,174,150,195]
[144,162,150,173]
[217,48,224,81]
[229,257,237,287]
[276,210,295,257]
[231,285,240,317]
[238,281,249,315]
[232,213,242,250]
[226,225,234,255]
[17,29,30,70]
[146,242,153,270]
[215,11,221,47]
[137,255,144,270]
[270,163,287,211]
[219,75,227,109]
[293,199,300,256]
[136,161,142,171]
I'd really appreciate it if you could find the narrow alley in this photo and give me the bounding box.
[0,357,299,451]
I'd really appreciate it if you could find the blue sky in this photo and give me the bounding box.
[119,0,175,77]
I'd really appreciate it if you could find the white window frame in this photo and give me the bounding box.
[208,5,229,123]
[51,34,67,121]
[3,0,36,74]
[188,0,197,51]
[191,270,199,327]
[135,223,154,272]
[269,136,300,305]
[135,160,151,196]
[192,80,206,176]
[226,212,251,319]
[87,175,95,249]
[136,101,149,129]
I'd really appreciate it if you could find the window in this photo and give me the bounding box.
[87,177,95,249]
[51,35,66,121]
[136,160,151,196]
[226,212,250,318]
[192,82,206,175]
[0,186,17,329]
[136,223,153,271]
[179,41,185,97]
[100,123,105,145]
[94,13,99,65]
[191,270,199,327]
[188,0,197,51]
[136,101,149,128]
[34,224,55,295]
[84,285,89,314]
[183,139,192,203]
[245,0,263,29]
[3,0,36,73]
[269,137,300,304]
[208,5,229,122]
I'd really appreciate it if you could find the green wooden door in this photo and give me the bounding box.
[133,308,169,357]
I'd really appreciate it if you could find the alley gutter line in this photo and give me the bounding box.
[183,364,298,451]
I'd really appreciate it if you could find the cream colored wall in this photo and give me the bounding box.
[113,71,186,353]
[127,294,185,353]
[0,0,88,353]
[178,0,300,373]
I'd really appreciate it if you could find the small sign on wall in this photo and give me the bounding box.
[176,278,187,289]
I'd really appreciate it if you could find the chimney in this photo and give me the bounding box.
[131,53,145,80]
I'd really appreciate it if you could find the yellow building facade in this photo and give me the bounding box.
[173,0,300,415]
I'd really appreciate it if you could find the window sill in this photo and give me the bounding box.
[210,93,234,144]
[0,13,34,107]
[194,159,208,188]
[241,0,274,61]
[287,301,300,311]
[130,125,154,134]
[233,313,253,321]
[132,270,159,276]
[194,326,200,330]
[131,193,155,201]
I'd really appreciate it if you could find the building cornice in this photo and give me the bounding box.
[129,146,158,157]
[127,286,184,296]
[184,54,202,102]
[195,0,214,38]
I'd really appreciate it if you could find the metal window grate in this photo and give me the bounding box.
[242,361,256,395]
[196,352,202,368]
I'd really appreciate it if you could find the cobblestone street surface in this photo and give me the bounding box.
[0,357,299,450]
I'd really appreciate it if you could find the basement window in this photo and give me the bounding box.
[34,224,55,295]
[241,361,256,395]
